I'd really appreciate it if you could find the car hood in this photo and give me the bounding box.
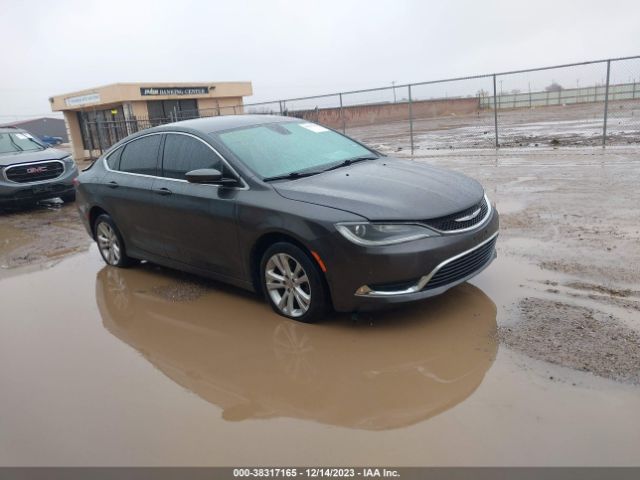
[273,158,484,221]
[0,148,69,167]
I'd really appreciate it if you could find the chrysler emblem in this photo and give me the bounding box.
[454,207,481,222]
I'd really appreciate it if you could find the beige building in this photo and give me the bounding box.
[50,81,252,159]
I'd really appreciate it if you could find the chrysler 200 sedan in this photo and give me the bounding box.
[76,115,499,322]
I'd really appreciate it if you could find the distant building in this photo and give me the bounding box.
[0,117,68,142]
[49,81,253,159]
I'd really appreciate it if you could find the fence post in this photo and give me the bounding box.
[408,85,414,155]
[279,101,283,115]
[96,118,104,156]
[82,119,94,155]
[492,74,499,148]
[339,93,345,134]
[602,59,611,147]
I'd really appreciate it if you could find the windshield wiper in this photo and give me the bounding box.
[25,137,46,150]
[263,170,323,182]
[320,155,378,172]
[7,135,24,152]
[263,155,378,182]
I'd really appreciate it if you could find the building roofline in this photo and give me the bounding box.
[50,81,252,99]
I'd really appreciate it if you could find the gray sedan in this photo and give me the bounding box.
[75,115,499,322]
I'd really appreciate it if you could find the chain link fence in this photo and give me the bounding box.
[85,55,640,157]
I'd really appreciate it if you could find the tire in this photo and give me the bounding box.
[93,214,138,267]
[61,191,76,203]
[260,242,328,323]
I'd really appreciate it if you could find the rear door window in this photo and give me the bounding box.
[119,135,162,176]
[162,133,222,180]
[106,146,123,170]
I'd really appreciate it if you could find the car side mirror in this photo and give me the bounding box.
[185,168,222,183]
[185,168,240,186]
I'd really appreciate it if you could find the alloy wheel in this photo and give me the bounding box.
[96,221,121,265]
[265,253,311,317]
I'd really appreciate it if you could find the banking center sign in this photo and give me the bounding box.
[140,86,210,96]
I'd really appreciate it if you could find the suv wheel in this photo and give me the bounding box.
[260,242,327,323]
[94,214,137,267]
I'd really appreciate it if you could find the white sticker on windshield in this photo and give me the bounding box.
[15,133,28,139]
[300,123,329,133]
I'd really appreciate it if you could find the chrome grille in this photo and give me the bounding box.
[4,161,64,183]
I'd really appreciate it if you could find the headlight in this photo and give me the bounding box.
[335,222,436,246]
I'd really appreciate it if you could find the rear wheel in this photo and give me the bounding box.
[260,242,327,323]
[94,214,138,267]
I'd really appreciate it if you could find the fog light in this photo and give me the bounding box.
[355,285,372,295]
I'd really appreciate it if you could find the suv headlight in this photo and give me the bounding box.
[335,222,436,246]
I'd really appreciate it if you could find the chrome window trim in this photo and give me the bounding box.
[102,131,249,190]
[2,159,66,185]
[355,230,499,297]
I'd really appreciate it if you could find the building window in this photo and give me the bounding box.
[147,99,199,125]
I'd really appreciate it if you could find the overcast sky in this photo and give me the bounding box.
[1,0,639,120]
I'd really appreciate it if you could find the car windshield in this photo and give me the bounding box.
[214,121,376,179]
[0,132,46,154]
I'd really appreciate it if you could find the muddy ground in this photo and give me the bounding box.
[414,148,640,380]
[1,146,639,465]
[347,100,640,151]
[0,200,90,275]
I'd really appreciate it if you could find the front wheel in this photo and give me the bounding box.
[260,242,328,323]
[94,214,138,267]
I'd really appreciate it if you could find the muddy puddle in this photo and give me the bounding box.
[96,265,497,431]
[1,247,639,466]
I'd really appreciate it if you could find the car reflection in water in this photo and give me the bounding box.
[96,264,497,431]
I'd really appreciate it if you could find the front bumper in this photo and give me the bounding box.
[319,207,499,312]
[0,163,78,206]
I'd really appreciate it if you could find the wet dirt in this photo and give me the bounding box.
[500,298,640,384]
[0,201,90,276]
[1,148,640,465]
[348,101,640,151]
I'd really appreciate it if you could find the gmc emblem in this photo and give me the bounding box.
[27,166,47,174]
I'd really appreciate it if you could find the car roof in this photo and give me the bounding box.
[0,126,24,133]
[157,114,299,133]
